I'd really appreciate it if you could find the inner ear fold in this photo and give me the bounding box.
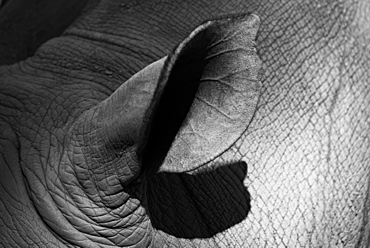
[139,13,263,175]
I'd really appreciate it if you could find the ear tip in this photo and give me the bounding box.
[246,13,261,34]
[247,13,261,26]
[209,12,261,31]
[223,13,261,38]
[172,12,261,56]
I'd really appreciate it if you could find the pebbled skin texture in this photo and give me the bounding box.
[0,0,370,247]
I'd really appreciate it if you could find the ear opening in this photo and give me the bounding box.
[138,25,210,176]
[138,13,262,176]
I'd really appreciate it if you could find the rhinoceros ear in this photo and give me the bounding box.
[138,13,263,174]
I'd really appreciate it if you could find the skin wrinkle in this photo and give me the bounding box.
[34,37,133,82]
[59,106,149,244]
[56,139,95,241]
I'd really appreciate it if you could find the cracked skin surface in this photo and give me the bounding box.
[0,0,370,247]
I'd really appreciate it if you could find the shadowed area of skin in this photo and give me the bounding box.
[0,0,90,65]
[148,161,250,239]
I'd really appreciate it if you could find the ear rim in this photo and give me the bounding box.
[139,13,259,153]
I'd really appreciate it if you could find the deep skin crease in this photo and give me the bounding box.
[1,0,370,247]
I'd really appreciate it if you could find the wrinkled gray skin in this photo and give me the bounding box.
[1,0,370,247]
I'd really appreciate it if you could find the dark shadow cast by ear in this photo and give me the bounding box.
[146,161,250,239]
